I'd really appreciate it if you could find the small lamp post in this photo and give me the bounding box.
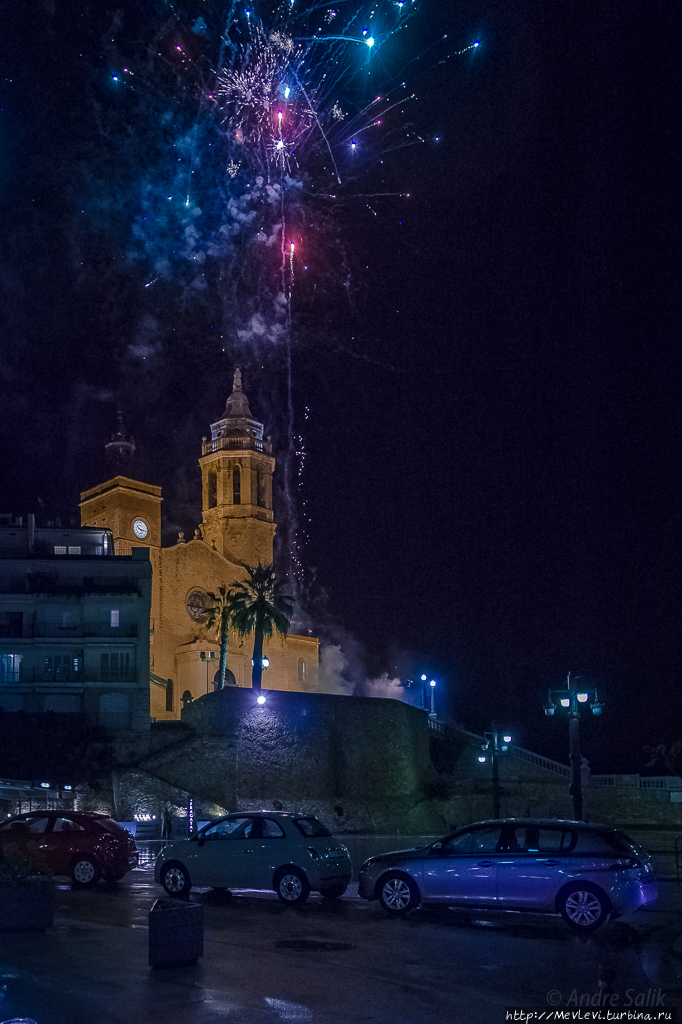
[478,728,512,818]
[200,650,216,694]
[544,672,603,821]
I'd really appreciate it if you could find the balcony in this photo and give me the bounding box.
[202,435,272,456]
[30,622,137,639]
[20,667,138,684]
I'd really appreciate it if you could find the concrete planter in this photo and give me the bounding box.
[0,883,54,931]
[148,898,203,968]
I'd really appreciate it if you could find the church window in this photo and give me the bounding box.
[166,679,174,712]
[298,658,306,682]
[208,469,217,509]
[257,470,266,507]
[110,609,119,628]
[233,466,241,505]
[68,546,81,555]
[181,689,193,707]
[54,546,66,555]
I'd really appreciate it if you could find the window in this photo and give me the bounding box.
[0,612,23,638]
[208,469,217,509]
[54,546,66,555]
[506,827,575,854]
[257,470,266,507]
[99,693,130,728]
[0,653,22,682]
[202,817,253,840]
[166,679,174,712]
[100,652,132,681]
[261,819,285,838]
[233,465,241,504]
[53,818,86,833]
[110,609,120,628]
[293,818,332,838]
[442,828,503,855]
[68,546,81,555]
[44,654,80,680]
[298,658,306,682]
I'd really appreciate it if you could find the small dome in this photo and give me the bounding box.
[222,366,254,420]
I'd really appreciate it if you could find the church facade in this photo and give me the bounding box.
[79,370,319,721]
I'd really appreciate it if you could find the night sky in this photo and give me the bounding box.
[0,1,679,774]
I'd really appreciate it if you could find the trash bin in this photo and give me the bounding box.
[148,898,204,968]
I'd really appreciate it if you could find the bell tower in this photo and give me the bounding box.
[199,368,276,566]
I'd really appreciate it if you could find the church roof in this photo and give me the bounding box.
[221,367,253,420]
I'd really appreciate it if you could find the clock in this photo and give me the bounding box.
[132,519,148,540]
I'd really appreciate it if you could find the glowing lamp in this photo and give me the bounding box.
[366,37,375,48]
[40,783,50,789]
[501,745,508,752]
[263,657,270,669]
[63,785,73,791]
[421,674,427,681]
[478,756,487,763]
[544,700,556,717]
[592,701,603,716]
[503,735,512,744]
[429,679,436,688]
[577,692,589,703]
[257,695,266,705]
[560,698,570,708]
[474,41,480,47]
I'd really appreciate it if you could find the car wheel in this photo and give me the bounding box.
[71,855,100,888]
[161,861,192,896]
[378,872,420,915]
[275,868,310,905]
[559,883,610,932]
[319,884,348,899]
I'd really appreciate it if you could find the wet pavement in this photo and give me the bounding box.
[1,843,681,1024]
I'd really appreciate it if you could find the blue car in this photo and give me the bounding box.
[358,818,658,931]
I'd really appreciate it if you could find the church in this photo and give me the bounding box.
[79,369,319,721]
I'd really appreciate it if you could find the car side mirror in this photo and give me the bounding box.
[196,834,205,847]
[429,842,444,856]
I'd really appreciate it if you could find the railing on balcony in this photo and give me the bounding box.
[590,775,682,790]
[201,435,272,456]
[29,622,137,638]
[21,668,138,684]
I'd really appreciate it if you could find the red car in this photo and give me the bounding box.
[0,811,138,886]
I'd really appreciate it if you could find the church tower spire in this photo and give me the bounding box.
[199,368,275,566]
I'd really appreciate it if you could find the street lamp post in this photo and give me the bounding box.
[199,650,216,694]
[544,672,603,821]
[478,728,512,818]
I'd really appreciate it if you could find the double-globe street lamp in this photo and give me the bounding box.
[478,728,513,818]
[420,674,437,719]
[544,672,603,821]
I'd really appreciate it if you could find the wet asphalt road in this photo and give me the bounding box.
[1,847,681,1024]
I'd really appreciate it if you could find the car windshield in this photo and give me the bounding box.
[292,817,332,838]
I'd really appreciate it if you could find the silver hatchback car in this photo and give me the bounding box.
[155,811,352,904]
[358,818,658,931]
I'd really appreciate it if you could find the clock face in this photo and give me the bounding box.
[132,519,148,539]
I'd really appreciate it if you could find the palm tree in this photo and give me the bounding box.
[228,564,294,689]
[204,584,232,689]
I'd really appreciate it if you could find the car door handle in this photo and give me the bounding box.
[477,860,495,867]
[539,859,560,865]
